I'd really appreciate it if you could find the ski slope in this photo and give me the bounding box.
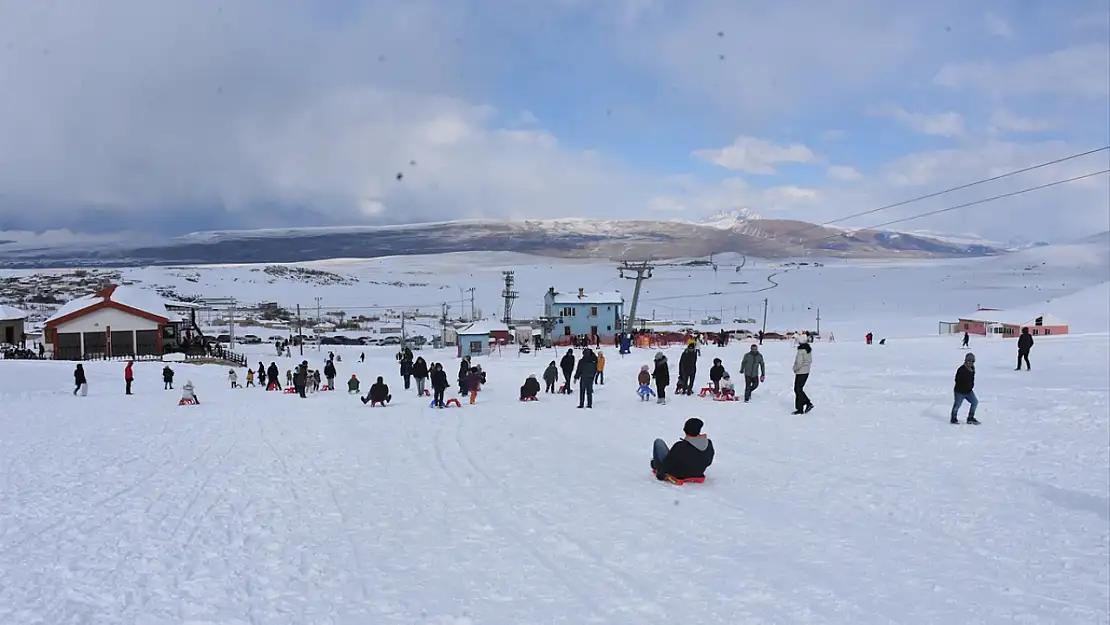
[1,310,1107,623]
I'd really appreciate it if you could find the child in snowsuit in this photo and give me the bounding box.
[182,380,199,404]
[285,370,293,387]
[652,352,670,404]
[228,369,239,389]
[466,367,483,404]
[246,369,255,387]
[347,374,360,393]
[719,372,736,398]
[163,366,174,390]
[709,358,726,393]
[543,362,559,393]
[637,365,655,401]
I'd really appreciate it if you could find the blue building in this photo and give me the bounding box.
[543,287,624,342]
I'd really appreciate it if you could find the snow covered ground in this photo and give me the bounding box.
[1,289,1108,623]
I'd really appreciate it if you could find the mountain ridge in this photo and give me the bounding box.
[0,215,1003,268]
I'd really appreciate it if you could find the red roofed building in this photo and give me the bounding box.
[44,284,170,360]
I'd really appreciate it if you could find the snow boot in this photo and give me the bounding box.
[950,417,959,424]
[804,403,814,414]
[966,416,980,425]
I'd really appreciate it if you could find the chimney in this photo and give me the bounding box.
[578,287,584,298]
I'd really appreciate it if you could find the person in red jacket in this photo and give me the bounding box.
[124,360,134,395]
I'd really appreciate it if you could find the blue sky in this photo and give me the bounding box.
[0,0,1106,246]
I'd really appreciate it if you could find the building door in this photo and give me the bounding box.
[590,326,598,337]
[3,326,12,345]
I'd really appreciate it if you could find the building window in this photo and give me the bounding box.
[1044,328,1051,335]
[561,307,576,317]
[1033,329,1039,335]
[564,326,572,336]
[590,306,598,317]
[606,326,611,331]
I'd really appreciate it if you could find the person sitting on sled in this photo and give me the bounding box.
[361,376,392,406]
[347,374,360,394]
[520,373,540,400]
[182,380,200,404]
[637,365,655,401]
[652,418,714,482]
[719,372,736,398]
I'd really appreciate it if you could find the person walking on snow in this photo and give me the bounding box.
[267,362,281,390]
[594,351,606,385]
[543,361,559,394]
[257,362,266,387]
[228,369,239,389]
[961,332,970,348]
[324,359,337,390]
[559,349,576,394]
[412,356,429,396]
[163,365,175,390]
[398,347,414,389]
[246,368,255,387]
[637,365,655,401]
[74,364,87,396]
[574,347,598,409]
[678,344,698,395]
[739,343,766,403]
[430,363,449,407]
[652,352,670,404]
[792,340,814,414]
[124,360,134,395]
[951,352,979,424]
[1016,327,1034,371]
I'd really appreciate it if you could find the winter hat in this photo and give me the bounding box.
[713,358,722,365]
[723,371,731,379]
[376,376,384,383]
[640,364,649,371]
[528,373,536,379]
[965,353,976,364]
[654,351,665,361]
[683,417,704,436]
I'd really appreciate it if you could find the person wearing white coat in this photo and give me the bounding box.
[182,380,200,404]
[792,341,814,414]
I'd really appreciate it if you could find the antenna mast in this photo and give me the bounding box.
[501,271,518,326]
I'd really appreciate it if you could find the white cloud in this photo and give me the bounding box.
[935,44,1110,98]
[867,104,966,137]
[984,13,1014,37]
[693,136,816,174]
[827,165,863,181]
[989,110,1056,133]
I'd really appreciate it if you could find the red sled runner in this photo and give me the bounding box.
[713,392,740,402]
[178,398,197,406]
[698,386,717,398]
[520,396,538,402]
[652,469,705,485]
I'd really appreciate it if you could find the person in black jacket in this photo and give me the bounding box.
[574,348,598,408]
[678,344,698,395]
[324,359,337,391]
[267,362,281,390]
[362,376,392,406]
[543,361,559,393]
[1016,327,1034,370]
[951,352,979,424]
[708,358,725,393]
[257,362,266,387]
[458,357,471,395]
[73,364,87,396]
[399,348,414,390]
[652,352,669,404]
[559,349,576,394]
[412,357,429,395]
[430,363,450,407]
[520,374,541,400]
[652,418,714,481]
[162,366,175,390]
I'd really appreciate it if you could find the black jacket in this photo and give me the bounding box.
[74,367,86,385]
[163,367,174,382]
[652,360,670,386]
[560,352,576,375]
[412,359,429,379]
[369,382,390,402]
[709,364,725,382]
[954,364,975,394]
[656,437,715,480]
[1018,333,1034,352]
[521,377,541,397]
[458,361,470,381]
[267,364,280,381]
[543,364,559,384]
[324,361,337,379]
[679,348,698,375]
[574,350,598,381]
[430,369,449,391]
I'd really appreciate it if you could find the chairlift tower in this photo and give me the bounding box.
[618,261,654,331]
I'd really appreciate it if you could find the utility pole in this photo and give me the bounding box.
[501,271,518,327]
[468,288,476,321]
[314,297,322,322]
[458,287,466,322]
[228,299,236,346]
[297,304,303,356]
[400,310,406,345]
[440,302,450,347]
[816,306,821,336]
[618,261,654,331]
[760,298,768,344]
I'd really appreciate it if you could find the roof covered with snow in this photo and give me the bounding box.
[0,304,27,321]
[457,320,510,335]
[550,290,623,305]
[46,285,169,324]
[960,310,1068,327]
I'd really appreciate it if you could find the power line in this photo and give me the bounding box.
[637,167,1110,304]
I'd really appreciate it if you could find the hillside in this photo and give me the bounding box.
[0,216,1002,268]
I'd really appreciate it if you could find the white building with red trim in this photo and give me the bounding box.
[44,285,170,359]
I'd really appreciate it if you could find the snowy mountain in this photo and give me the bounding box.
[0,216,1002,268]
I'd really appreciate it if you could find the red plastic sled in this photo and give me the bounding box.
[267,382,279,391]
[421,389,431,396]
[713,393,739,402]
[520,396,538,402]
[698,386,717,397]
[320,385,330,391]
[178,398,197,406]
[283,388,296,394]
[445,398,462,408]
[652,469,705,485]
